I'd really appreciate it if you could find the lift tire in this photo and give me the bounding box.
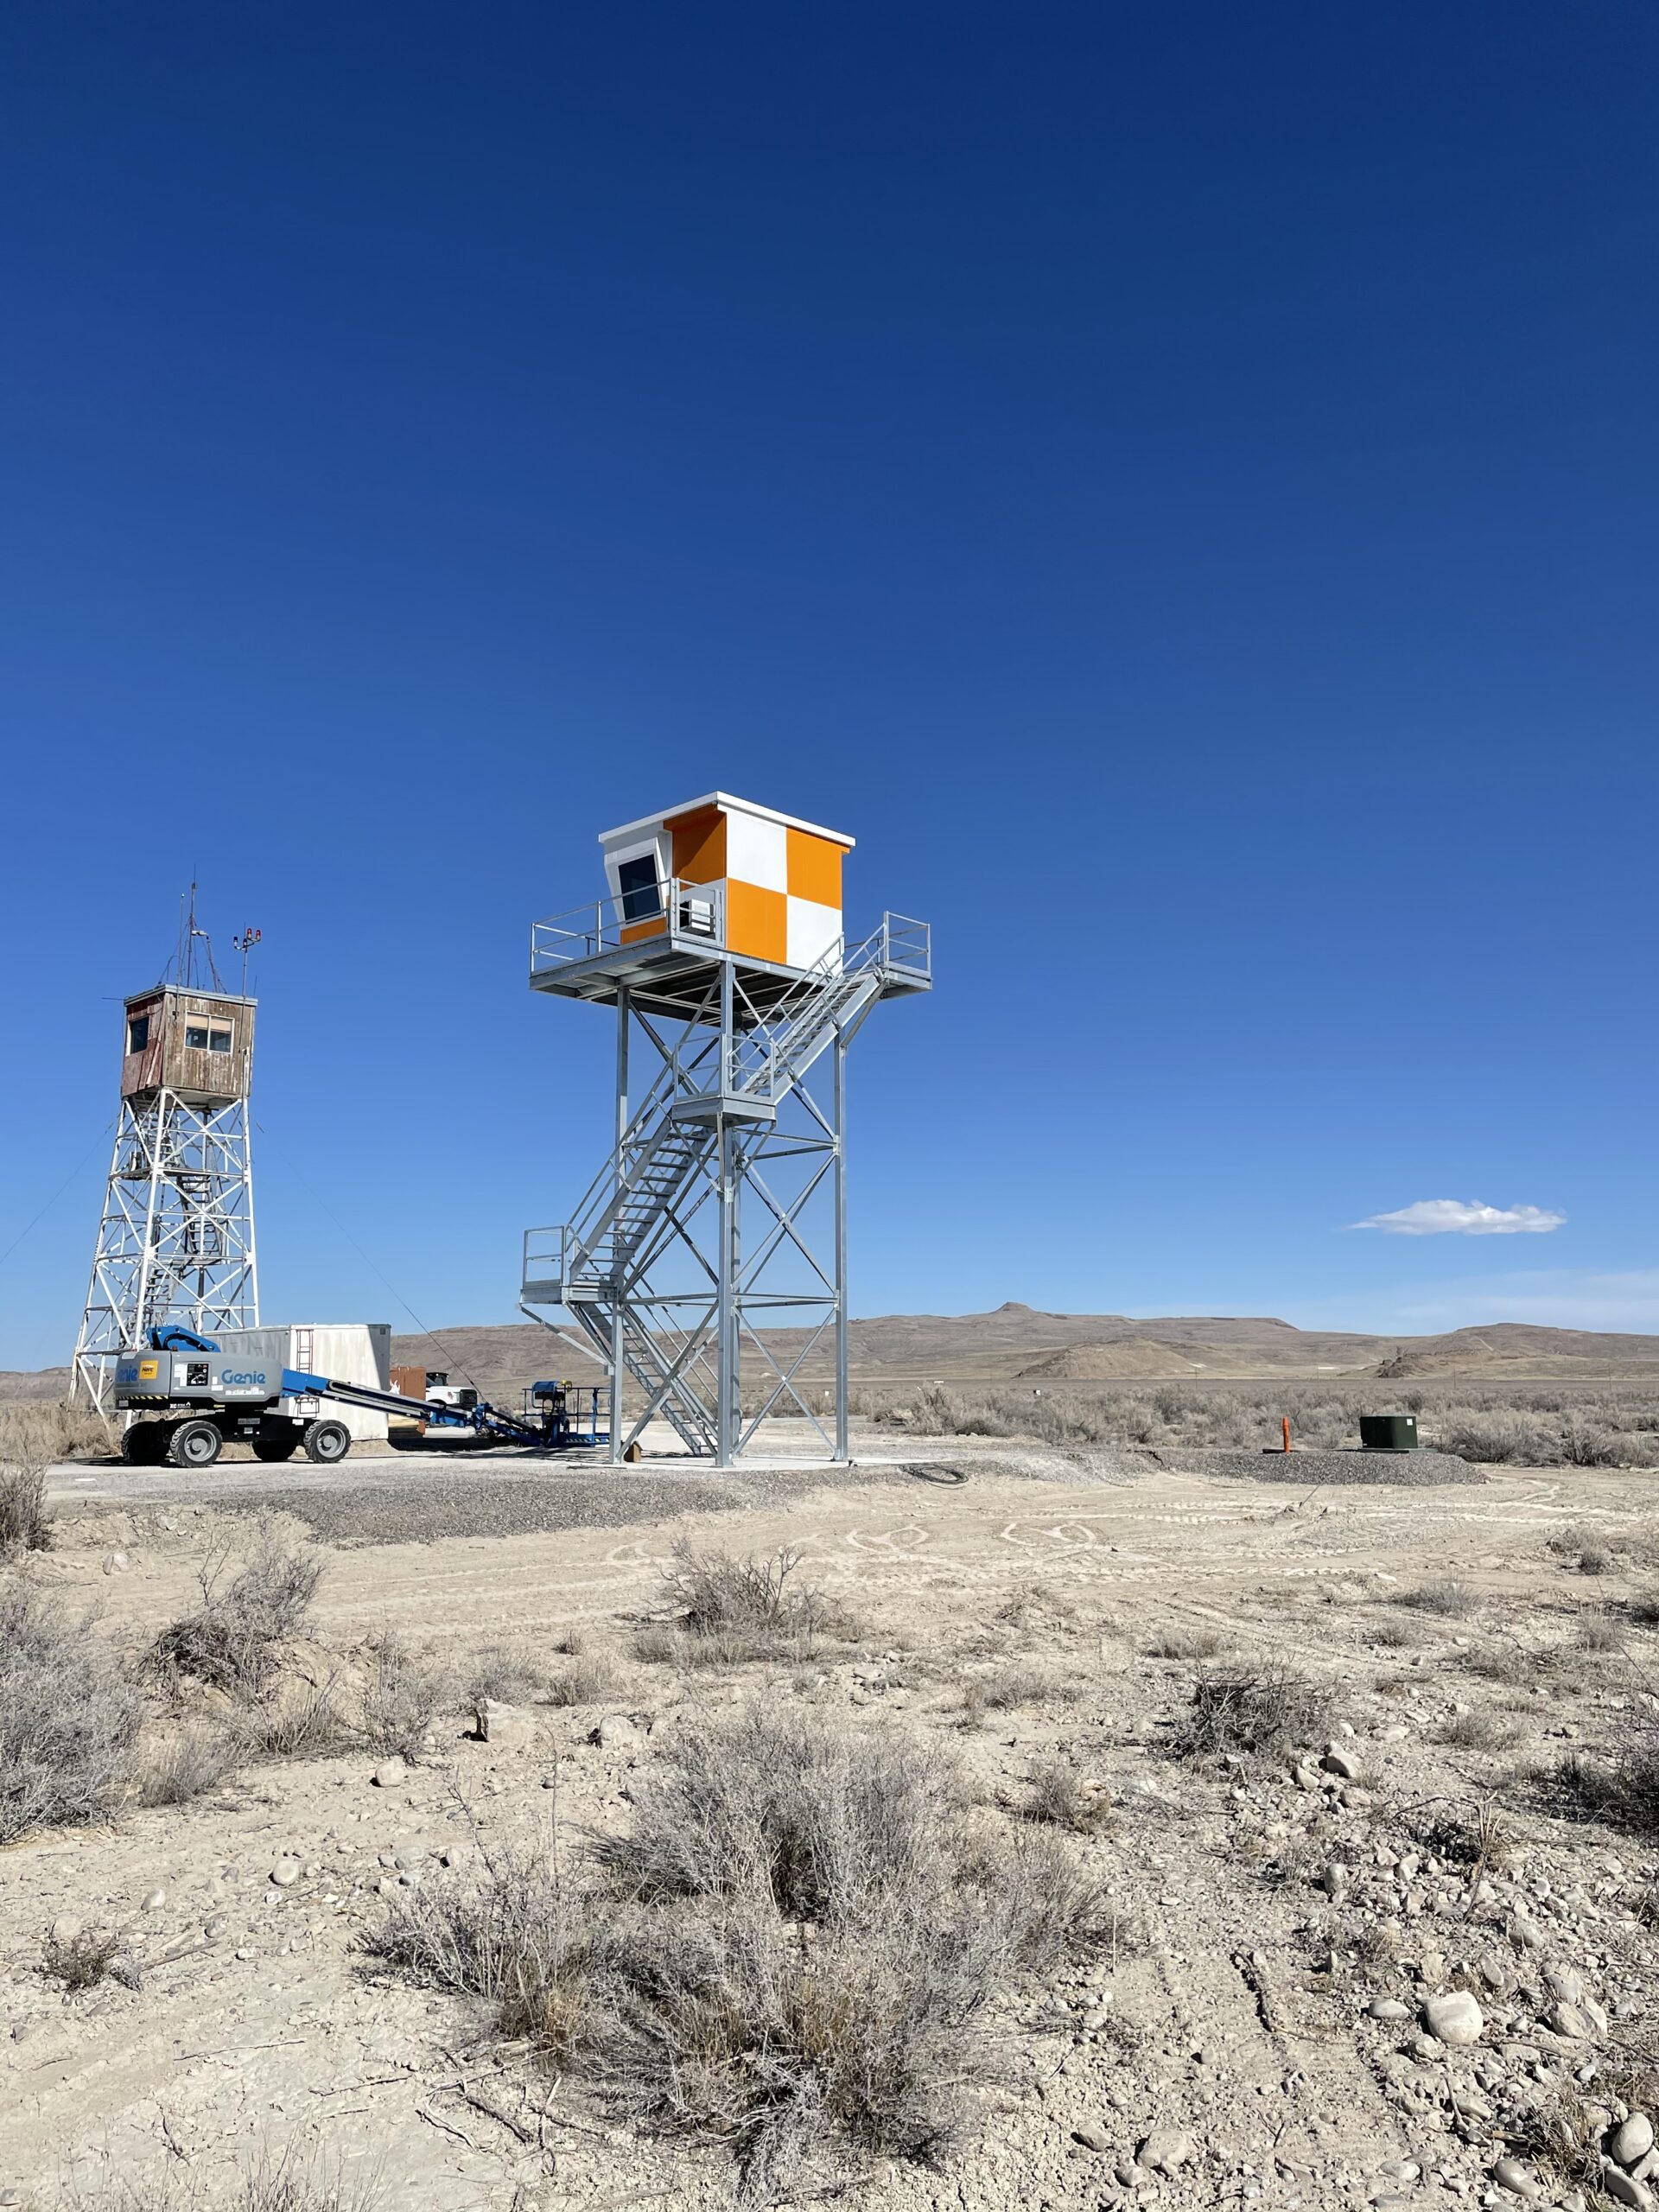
[302,1419,351,1465]
[121,1421,166,1465]
[252,1433,301,1463]
[168,1419,224,1470]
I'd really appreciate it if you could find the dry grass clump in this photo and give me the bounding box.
[1144,1627,1224,1660]
[0,1395,110,1469]
[369,1704,1108,2194]
[1,1583,143,1843]
[240,1681,353,1760]
[0,1463,51,1554]
[359,1632,449,1761]
[1545,1733,1659,1837]
[1023,1757,1114,1833]
[543,1655,620,1707]
[1393,1578,1478,1618]
[1366,1615,1416,1649]
[636,1541,850,1669]
[1437,1708,1523,1751]
[1173,1663,1332,1761]
[137,1721,242,1806]
[1578,1611,1623,1653]
[957,1660,1076,1726]
[42,1923,124,1991]
[463,1643,559,1704]
[151,1528,323,1697]
[53,2141,385,2212]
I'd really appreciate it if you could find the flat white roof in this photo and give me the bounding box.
[599,791,855,849]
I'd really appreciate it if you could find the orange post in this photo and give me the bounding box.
[1282,1415,1291,1454]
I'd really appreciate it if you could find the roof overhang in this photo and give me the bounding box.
[598,791,855,849]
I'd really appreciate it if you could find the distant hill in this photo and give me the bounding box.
[8,1306,1659,1406]
[1374,1323,1659,1379]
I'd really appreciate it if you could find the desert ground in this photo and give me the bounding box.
[3,1405,1659,2212]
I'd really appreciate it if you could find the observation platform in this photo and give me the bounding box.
[529,879,931,1025]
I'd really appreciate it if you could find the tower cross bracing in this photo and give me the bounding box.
[522,855,929,1465]
[73,983,259,1412]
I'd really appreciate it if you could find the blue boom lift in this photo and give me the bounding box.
[113,1326,609,1469]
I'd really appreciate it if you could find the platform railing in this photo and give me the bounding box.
[531,878,725,973]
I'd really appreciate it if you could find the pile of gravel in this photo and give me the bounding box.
[1157,1445,1483,1487]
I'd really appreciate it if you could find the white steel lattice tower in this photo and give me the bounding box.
[520,793,930,1466]
[73,982,259,1410]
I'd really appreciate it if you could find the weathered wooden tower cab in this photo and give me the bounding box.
[73,912,260,1411]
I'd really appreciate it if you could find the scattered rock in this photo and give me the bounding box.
[1321,1744,1361,1780]
[1613,2118,1656,2169]
[1136,2130,1194,2174]
[1073,2122,1113,2153]
[103,1551,130,1575]
[593,1713,640,1751]
[371,1757,407,1788]
[1602,2166,1656,2210]
[140,1888,165,1912]
[269,1860,302,1888]
[1491,2155,1542,2201]
[1368,1998,1412,2022]
[1547,2001,1592,2041]
[1423,1991,1484,2048]
[474,1699,538,1750]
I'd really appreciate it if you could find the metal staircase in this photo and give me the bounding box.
[522,912,931,1461]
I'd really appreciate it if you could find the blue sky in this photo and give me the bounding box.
[2,3,1656,1369]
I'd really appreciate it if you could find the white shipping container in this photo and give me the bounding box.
[212,1324,392,1442]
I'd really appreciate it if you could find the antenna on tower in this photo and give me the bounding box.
[168,879,224,991]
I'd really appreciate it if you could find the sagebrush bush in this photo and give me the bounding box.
[359,1632,448,1760]
[152,1528,323,1696]
[0,1585,143,1843]
[369,1704,1109,2194]
[638,1541,851,1667]
[848,1378,1659,1467]
[1173,1663,1331,1760]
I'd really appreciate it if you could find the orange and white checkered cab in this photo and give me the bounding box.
[598,793,852,972]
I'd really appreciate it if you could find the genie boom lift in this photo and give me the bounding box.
[112,1327,608,1469]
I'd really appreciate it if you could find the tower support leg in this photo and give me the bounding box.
[834,1027,849,1464]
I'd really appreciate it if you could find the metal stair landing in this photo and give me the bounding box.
[521,910,931,1465]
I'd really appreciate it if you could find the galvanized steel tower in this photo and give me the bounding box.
[73,951,259,1411]
[520,793,930,1466]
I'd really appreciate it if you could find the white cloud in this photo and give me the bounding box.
[1351,1198,1566,1237]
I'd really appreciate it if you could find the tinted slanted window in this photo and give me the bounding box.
[617,855,662,923]
[128,1016,149,1053]
[209,1027,233,1053]
[185,1024,210,1050]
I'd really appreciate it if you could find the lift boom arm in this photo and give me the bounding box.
[279,1369,601,1449]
